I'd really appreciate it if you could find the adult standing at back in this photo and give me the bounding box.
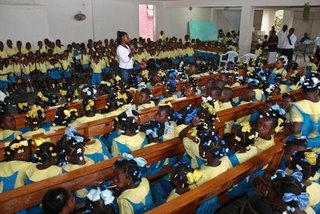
[267,29,278,64]
[116,31,134,83]
[283,28,297,67]
[277,25,288,55]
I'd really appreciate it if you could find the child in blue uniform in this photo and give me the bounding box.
[112,153,153,214]
[288,150,320,212]
[42,187,76,214]
[111,106,147,157]
[290,76,320,147]
[156,105,177,141]
[0,135,33,193]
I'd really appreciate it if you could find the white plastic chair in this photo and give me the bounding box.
[219,51,239,66]
[238,53,257,63]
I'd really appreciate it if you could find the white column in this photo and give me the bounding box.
[239,5,254,55]
[283,9,294,27]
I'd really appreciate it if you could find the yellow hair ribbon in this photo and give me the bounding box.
[141,70,149,79]
[60,89,67,96]
[275,118,284,133]
[186,169,202,184]
[26,105,45,118]
[70,108,78,116]
[101,81,111,87]
[63,109,71,118]
[115,75,121,82]
[202,103,216,115]
[312,148,320,153]
[304,152,317,166]
[240,122,251,133]
[37,91,49,102]
[9,140,29,150]
[18,102,28,110]
[33,138,51,147]
[116,92,128,101]
[74,89,79,97]
[235,136,241,142]
[85,99,95,111]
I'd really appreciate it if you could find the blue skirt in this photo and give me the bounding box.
[49,69,62,80]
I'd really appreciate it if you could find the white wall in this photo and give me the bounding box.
[292,9,320,40]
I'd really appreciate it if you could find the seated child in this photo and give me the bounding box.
[254,112,277,152]
[166,162,201,202]
[0,136,33,193]
[0,111,22,142]
[112,154,153,214]
[140,119,165,144]
[156,105,177,141]
[23,104,46,138]
[111,106,147,157]
[239,194,273,213]
[289,150,320,212]
[279,138,307,171]
[85,187,115,214]
[268,58,287,84]
[25,139,62,184]
[53,105,78,128]
[137,88,155,111]
[219,87,233,133]
[42,187,76,214]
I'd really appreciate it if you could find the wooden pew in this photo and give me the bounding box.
[146,140,284,214]
[0,138,185,214]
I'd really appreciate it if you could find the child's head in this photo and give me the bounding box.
[242,89,255,102]
[86,188,115,214]
[269,169,308,213]
[188,63,198,75]
[289,149,320,180]
[275,58,285,69]
[282,93,296,111]
[54,105,78,127]
[4,135,32,161]
[83,98,96,117]
[298,76,319,96]
[156,105,174,123]
[139,88,152,105]
[199,133,228,162]
[183,83,195,97]
[112,154,147,192]
[264,84,280,98]
[140,119,165,143]
[42,187,75,214]
[234,122,257,149]
[25,105,46,130]
[116,107,139,135]
[208,87,222,100]
[170,162,201,191]
[219,87,233,103]
[256,115,277,140]
[0,112,16,130]
[34,139,59,167]
[283,139,307,167]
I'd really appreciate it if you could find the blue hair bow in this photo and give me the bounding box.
[282,192,309,211]
[271,104,286,116]
[185,109,198,124]
[271,169,303,183]
[122,153,147,167]
[65,127,84,143]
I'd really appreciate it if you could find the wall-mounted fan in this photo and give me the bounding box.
[74,11,86,21]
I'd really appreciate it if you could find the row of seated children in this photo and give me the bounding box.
[0,75,318,212]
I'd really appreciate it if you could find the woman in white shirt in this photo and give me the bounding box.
[116,31,134,83]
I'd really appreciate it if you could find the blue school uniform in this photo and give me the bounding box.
[290,100,320,148]
[111,132,148,157]
[117,178,153,214]
[84,139,112,163]
[95,130,121,150]
[0,161,33,193]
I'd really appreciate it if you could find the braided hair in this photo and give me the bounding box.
[4,135,32,161]
[116,109,139,135]
[140,119,165,143]
[54,105,78,126]
[83,97,96,117]
[170,162,201,190]
[42,187,70,214]
[270,170,308,213]
[173,104,199,126]
[113,159,142,185]
[34,142,59,165]
[240,195,273,214]
[234,122,257,149]
[16,101,30,114]
[25,105,46,130]
[290,150,320,180]
[199,132,229,160]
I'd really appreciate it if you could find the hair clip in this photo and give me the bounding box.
[122,153,147,167]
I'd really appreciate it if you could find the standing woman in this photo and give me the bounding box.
[116,31,135,83]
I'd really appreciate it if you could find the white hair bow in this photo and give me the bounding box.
[87,188,115,205]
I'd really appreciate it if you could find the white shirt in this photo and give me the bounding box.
[116,45,133,69]
[277,30,288,49]
[283,33,297,49]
